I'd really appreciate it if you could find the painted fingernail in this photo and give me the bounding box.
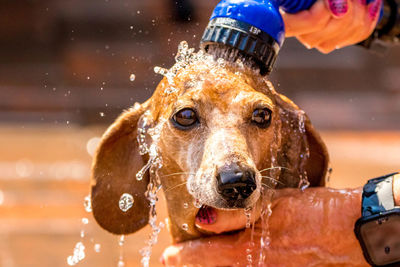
[160,256,165,265]
[328,0,348,17]
[195,206,217,224]
[368,0,382,20]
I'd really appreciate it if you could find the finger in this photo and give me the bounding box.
[334,0,381,48]
[282,0,331,37]
[297,5,353,50]
[316,29,356,52]
[318,0,366,51]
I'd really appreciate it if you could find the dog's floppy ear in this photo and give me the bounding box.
[91,103,151,235]
[274,94,329,188]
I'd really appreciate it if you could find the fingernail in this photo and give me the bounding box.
[328,0,348,17]
[368,0,381,20]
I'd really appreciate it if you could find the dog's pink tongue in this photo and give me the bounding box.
[195,206,217,225]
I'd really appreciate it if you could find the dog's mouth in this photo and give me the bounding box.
[195,205,217,225]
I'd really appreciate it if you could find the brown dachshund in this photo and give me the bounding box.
[90,54,329,243]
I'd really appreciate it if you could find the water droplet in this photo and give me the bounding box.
[129,74,136,81]
[119,235,125,246]
[80,230,85,238]
[83,195,92,212]
[247,254,252,262]
[119,193,134,212]
[153,66,168,76]
[299,178,310,191]
[99,112,105,117]
[136,170,145,181]
[193,199,202,208]
[244,207,252,228]
[118,260,125,267]
[183,202,188,208]
[82,218,89,225]
[94,243,101,253]
[181,223,188,231]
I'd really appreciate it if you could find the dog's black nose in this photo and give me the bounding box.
[216,164,256,201]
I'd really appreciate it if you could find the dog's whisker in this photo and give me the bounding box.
[164,181,188,193]
[261,175,285,185]
[259,166,290,173]
[160,172,195,178]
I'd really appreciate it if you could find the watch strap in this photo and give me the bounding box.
[362,172,399,217]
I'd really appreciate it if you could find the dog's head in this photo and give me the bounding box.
[90,54,329,242]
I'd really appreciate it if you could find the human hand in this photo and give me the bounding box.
[162,187,367,266]
[281,0,382,53]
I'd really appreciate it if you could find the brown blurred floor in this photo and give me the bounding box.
[0,125,399,267]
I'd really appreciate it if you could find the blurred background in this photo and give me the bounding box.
[0,0,399,266]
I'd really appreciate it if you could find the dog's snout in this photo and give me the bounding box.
[216,164,256,201]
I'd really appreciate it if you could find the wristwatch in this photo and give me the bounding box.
[354,172,400,267]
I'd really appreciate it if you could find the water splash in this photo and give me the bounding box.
[135,111,166,266]
[67,200,91,265]
[139,182,165,267]
[297,111,310,191]
[67,242,85,266]
[119,193,134,212]
[153,41,216,95]
[245,206,256,267]
[118,235,125,267]
[257,189,274,266]
[83,195,92,212]
[244,207,252,229]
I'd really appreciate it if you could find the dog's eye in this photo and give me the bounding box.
[251,108,272,128]
[172,108,198,128]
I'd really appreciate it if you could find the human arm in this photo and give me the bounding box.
[162,174,400,266]
[162,187,366,266]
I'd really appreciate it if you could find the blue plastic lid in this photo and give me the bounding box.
[210,0,285,45]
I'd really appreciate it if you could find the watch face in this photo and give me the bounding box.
[360,213,400,266]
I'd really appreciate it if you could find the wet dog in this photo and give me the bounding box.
[90,50,329,243]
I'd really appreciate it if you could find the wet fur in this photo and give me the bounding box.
[90,61,329,243]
